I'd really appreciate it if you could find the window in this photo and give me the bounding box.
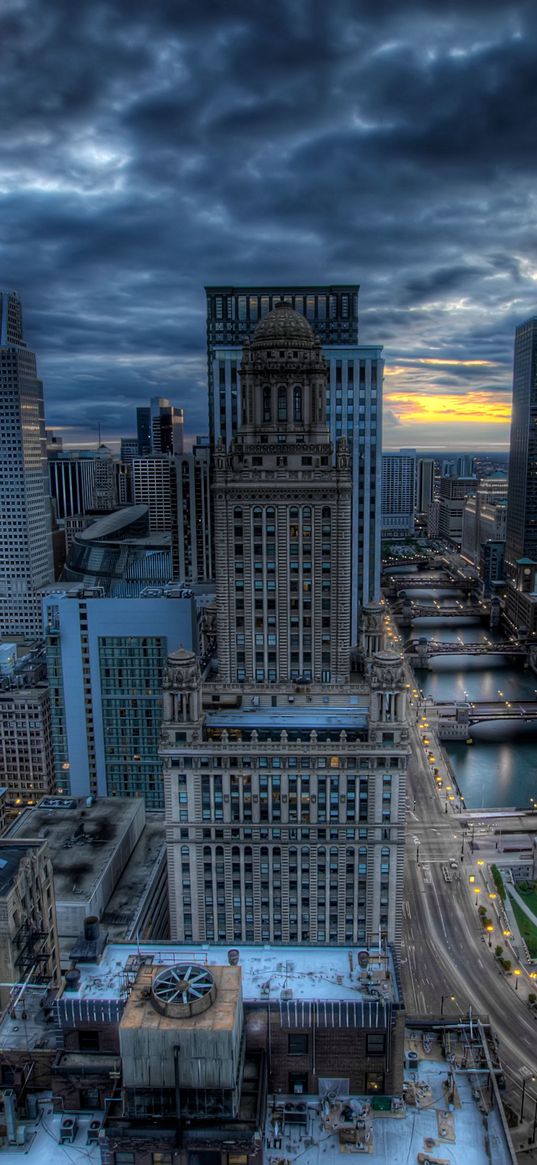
[79,1029,100,1052]
[263,386,271,422]
[366,1071,384,1093]
[366,1033,386,1055]
[228,1157,248,1165]
[153,1155,174,1165]
[115,1154,136,1165]
[293,385,302,421]
[278,385,287,421]
[288,1032,309,1055]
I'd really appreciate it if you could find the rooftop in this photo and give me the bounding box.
[6,796,143,901]
[101,814,166,941]
[57,941,400,1006]
[264,1028,514,1165]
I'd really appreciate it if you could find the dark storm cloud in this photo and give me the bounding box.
[2,0,537,447]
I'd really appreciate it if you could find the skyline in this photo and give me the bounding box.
[3,0,537,451]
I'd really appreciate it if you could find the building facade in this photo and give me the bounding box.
[206,285,382,639]
[381,449,416,538]
[505,319,537,575]
[0,290,54,637]
[0,681,54,804]
[43,587,203,806]
[162,304,408,950]
[438,474,476,543]
[416,457,435,514]
[0,838,60,1010]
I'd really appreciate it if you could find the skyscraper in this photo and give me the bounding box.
[162,303,408,948]
[0,291,53,637]
[136,397,184,456]
[381,449,417,537]
[205,284,382,637]
[505,317,537,579]
[416,457,435,514]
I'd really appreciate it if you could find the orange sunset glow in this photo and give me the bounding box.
[385,390,512,426]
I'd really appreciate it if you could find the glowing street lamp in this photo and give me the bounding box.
[514,969,522,990]
[473,887,481,906]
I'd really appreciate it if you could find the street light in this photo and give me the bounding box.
[486,924,494,948]
[473,887,481,906]
[520,1069,536,1122]
[514,969,521,990]
[503,929,512,938]
[440,993,455,1016]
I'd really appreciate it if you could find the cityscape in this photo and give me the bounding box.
[3,3,537,1165]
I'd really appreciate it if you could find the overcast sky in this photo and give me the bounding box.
[2,0,537,452]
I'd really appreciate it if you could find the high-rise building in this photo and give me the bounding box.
[438,475,476,543]
[0,291,54,637]
[505,318,537,578]
[43,585,208,805]
[205,285,382,637]
[381,449,416,537]
[162,303,408,948]
[0,665,54,804]
[48,447,117,520]
[416,457,435,514]
[136,397,184,456]
[133,452,213,583]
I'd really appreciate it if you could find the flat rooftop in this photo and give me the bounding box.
[57,942,399,1006]
[205,707,368,731]
[264,1030,514,1165]
[101,814,166,941]
[6,796,143,901]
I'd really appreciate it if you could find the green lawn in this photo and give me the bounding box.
[516,884,537,918]
[509,895,537,959]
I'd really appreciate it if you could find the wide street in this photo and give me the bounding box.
[400,714,537,1143]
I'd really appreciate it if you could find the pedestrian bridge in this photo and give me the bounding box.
[405,639,526,659]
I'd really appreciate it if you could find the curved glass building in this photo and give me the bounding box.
[63,505,172,596]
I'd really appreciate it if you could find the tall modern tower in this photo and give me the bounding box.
[0,292,53,637]
[161,303,408,949]
[505,317,537,579]
[205,284,382,638]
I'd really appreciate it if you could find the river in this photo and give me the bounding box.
[397,582,537,810]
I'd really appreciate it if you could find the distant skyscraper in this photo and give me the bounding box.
[48,448,117,520]
[505,317,537,579]
[136,397,184,456]
[381,449,416,537]
[416,457,435,513]
[205,284,382,637]
[0,291,54,637]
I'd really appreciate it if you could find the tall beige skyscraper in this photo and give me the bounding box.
[0,291,53,637]
[161,303,408,948]
[213,303,352,684]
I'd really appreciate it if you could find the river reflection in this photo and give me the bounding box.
[403,586,537,810]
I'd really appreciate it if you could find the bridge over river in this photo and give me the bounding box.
[404,639,527,664]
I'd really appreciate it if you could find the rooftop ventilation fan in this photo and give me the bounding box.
[151,964,216,1019]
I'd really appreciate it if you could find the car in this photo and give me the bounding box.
[450,860,458,869]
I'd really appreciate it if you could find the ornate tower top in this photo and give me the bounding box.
[251,300,318,348]
[238,302,329,444]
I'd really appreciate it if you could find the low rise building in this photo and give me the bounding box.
[0,838,60,1010]
[5,795,146,944]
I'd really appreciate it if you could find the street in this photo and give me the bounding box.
[401,716,537,1151]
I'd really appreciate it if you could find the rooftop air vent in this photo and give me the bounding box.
[151,964,216,1019]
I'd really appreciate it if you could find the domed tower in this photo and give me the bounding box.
[238,301,329,445]
[213,301,352,685]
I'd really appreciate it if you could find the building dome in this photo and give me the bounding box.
[252,301,316,348]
